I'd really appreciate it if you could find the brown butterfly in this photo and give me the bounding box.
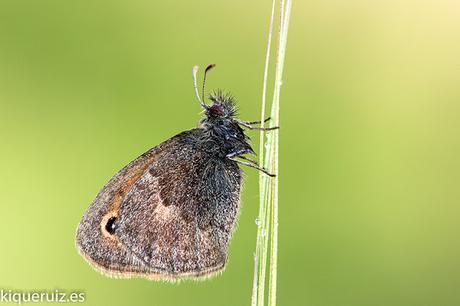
[75,65,277,281]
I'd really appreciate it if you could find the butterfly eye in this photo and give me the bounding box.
[105,216,117,235]
[208,104,225,117]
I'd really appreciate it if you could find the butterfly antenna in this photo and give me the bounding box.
[192,65,207,108]
[202,64,216,104]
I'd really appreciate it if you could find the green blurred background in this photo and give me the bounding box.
[1,1,459,305]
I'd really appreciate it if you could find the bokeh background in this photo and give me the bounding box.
[1,1,460,305]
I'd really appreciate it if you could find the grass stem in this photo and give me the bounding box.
[251,0,292,305]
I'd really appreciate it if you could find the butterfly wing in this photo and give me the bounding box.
[76,131,182,277]
[76,129,242,280]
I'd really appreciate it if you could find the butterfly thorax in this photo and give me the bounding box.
[197,92,254,159]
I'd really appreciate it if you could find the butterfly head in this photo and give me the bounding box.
[193,65,238,125]
[204,90,237,120]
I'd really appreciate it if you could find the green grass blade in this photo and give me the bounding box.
[251,0,292,305]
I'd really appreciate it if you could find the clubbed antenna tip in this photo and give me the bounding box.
[192,64,216,109]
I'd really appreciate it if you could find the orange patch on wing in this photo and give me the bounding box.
[101,150,163,237]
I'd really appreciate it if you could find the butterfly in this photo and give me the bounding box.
[76,64,277,281]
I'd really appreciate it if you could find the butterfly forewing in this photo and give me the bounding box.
[76,129,242,280]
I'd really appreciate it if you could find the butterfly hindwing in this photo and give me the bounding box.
[116,129,242,279]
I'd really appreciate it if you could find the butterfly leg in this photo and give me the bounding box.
[236,155,259,165]
[240,117,271,125]
[228,156,276,177]
[237,118,279,131]
[245,125,279,131]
